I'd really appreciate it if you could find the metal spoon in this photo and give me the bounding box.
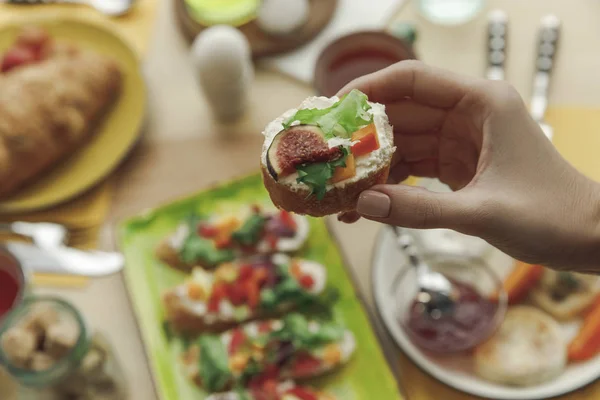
[5,0,134,17]
[390,225,457,319]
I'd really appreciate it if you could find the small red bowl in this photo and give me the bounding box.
[314,31,417,97]
[0,247,27,325]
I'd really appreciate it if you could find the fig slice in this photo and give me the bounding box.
[266,125,342,180]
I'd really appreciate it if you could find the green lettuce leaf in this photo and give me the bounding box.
[296,147,349,200]
[198,335,232,392]
[178,213,236,266]
[231,213,268,246]
[268,313,346,350]
[283,89,373,139]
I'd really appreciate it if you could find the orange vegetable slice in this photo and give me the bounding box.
[330,154,356,183]
[351,124,379,157]
[492,261,544,304]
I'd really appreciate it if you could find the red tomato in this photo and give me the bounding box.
[266,234,278,250]
[245,280,260,309]
[292,354,321,378]
[228,328,246,355]
[299,274,315,290]
[284,387,318,400]
[258,321,272,333]
[208,282,227,312]
[253,267,269,287]
[226,282,246,306]
[198,224,218,238]
[1,46,35,73]
[279,210,297,230]
[214,236,232,249]
[239,264,254,281]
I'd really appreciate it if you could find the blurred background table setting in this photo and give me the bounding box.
[0,0,600,399]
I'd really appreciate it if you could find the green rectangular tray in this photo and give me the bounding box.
[118,172,403,400]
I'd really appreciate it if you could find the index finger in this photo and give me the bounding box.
[336,60,477,109]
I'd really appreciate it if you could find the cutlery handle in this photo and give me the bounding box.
[390,225,427,273]
[486,10,508,81]
[530,15,560,123]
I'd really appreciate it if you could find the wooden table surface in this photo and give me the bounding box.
[5,0,600,399]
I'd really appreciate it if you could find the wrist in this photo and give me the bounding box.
[577,180,600,273]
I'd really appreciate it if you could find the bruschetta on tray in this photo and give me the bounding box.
[163,253,328,334]
[156,205,309,272]
[206,380,336,400]
[180,314,356,392]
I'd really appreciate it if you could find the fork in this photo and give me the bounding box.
[530,15,561,141]
[485,9,508,81]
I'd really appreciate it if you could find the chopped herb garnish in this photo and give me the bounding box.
[179,234,235,266]
[296,147,349,200]
[268,313,345,351]
[198,335,232,392]
[283,89,373,139]
[231,214,268,246]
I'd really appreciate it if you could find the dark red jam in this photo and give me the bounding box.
[404,279,499,353]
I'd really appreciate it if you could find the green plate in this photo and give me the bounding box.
[185,0,261,27]
[118,173,402,400]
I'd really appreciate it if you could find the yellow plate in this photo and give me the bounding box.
[0,17,146,214]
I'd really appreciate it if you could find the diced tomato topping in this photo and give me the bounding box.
[266,234,278,250]
[258,321,272,333]
[284,387,318,400]
[292,354,322,378]
[330,154,356,183]
[214,235,232,249]
[253,267,269,287]
[16,27,52,60]
[1,46,36,73]
[207,296,220,313]
[228,328,246,355]
[208,282,226,312]
[279,210,297,230]
[239,264,254,281]
[245,280,260,309]
[251,204,262,214]
[351,123,380,157]
[226,282,246,306]
[198,224,219,238]
[299,274,315,289]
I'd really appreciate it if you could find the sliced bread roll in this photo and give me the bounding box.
[261,90,395,217]
[474,306,566,386]
[530,270,600,321]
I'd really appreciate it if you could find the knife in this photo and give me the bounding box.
[530,15,561,141]
[486,10,508,81]
[3,242,123,277]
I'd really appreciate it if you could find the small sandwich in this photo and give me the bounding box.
[180,314,356,393]
[206,380,336,400]
[261,89,395,217]
[163,254,327,334]
[474,306,566,386]
[529,270,600,321]
[156,204,309,271]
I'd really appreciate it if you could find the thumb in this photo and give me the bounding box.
[356,184,474,230]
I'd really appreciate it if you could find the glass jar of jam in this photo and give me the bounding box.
[0,246,28,325]
[395,251,507,353]
[0,296,127,400]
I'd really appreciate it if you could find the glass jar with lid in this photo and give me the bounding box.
[0,296,127,400]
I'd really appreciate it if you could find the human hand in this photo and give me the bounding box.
[338,60,600,272]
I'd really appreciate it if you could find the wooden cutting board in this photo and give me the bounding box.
[174,0,338,58]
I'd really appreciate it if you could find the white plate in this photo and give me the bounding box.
[372,220,600,399]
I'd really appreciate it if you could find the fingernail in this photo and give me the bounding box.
[357,191,391,218]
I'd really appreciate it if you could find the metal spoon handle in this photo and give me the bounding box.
[530,15,560,124]
[390,225,427,274]
[486,9,508,81]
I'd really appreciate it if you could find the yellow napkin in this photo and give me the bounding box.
[0,1,159,287]
[398,106,600,399]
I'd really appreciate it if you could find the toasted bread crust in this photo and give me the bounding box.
[163,290,293,335]
[155,239,198,272]
[261,164,390,217]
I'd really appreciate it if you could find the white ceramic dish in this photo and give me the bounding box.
[372,180,600,399]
